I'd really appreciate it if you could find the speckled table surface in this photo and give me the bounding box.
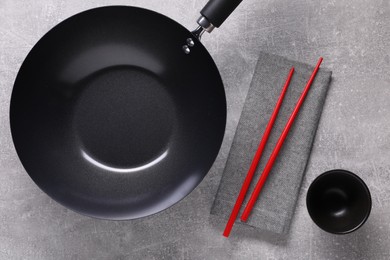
[1,0,389,259]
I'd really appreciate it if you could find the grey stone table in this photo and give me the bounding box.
[1,0,389,259]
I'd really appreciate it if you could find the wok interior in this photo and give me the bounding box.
[10,6,226,219]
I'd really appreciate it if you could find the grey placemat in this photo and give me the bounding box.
[211,52,332,235]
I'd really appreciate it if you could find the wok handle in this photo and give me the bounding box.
[200,0,243,28]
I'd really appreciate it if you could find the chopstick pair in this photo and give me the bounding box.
[223,57,323,237]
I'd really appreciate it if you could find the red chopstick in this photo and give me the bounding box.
[222,67,295,237]
[241,57,323,222]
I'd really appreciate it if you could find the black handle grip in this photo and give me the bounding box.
[200,0,243,28]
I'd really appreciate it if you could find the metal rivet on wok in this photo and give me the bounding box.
[186,38,195,47]
[182,45,190,54]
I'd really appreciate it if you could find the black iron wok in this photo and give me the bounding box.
[10,0,242,219]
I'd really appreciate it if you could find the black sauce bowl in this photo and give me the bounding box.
[306,169,371,234]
